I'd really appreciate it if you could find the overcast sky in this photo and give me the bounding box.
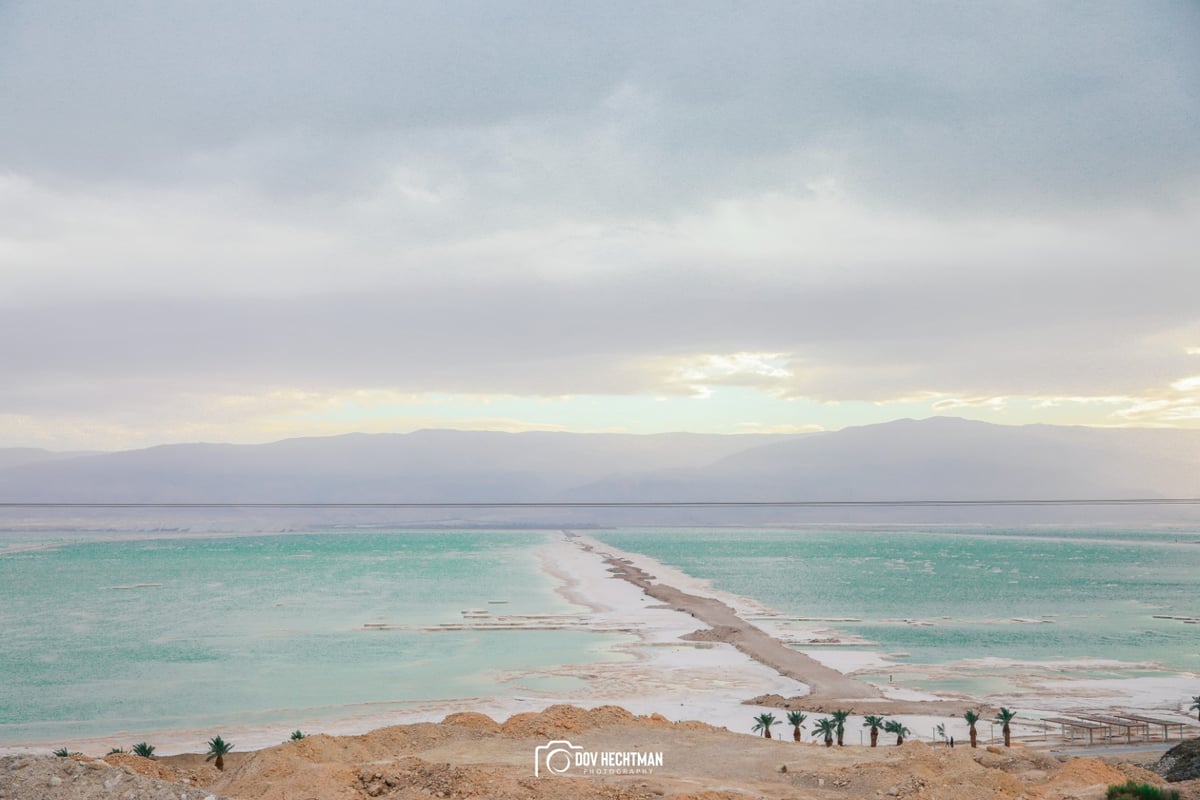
[2,1,1198,450]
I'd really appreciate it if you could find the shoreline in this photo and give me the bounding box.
[561,531,1199,731]
[576,534,882,704]
[2,530,805,756]
[3,528,1197,757]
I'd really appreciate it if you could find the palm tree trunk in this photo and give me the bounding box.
[215,754,224,771]
[793,727,801,742]
[1002,723,1010,747]
[764,729,771,739]
[870,728,878,747]
[896,735,904,746]
[824,736,832,747]
[836,731,844,746]
[969,728,977,748]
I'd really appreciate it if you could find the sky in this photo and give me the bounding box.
[1,1,1199,451]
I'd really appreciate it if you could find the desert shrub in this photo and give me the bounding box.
[1106,780,1180,800]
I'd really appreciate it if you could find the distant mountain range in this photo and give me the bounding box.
[1,418,1197,529]
[0,448,103,471]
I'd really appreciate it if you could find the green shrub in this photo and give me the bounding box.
[1106,780,1181,800]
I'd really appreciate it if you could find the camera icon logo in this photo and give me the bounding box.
[534,739,583,777]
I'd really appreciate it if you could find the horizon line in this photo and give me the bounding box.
[2,499,1199,509]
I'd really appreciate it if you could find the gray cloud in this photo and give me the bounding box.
[2,2,1196,209]
[1,2,1198,444]
[2,225,1197,413]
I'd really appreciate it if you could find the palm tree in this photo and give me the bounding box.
[812,717,837,747]
[1189,695,1199,722]
[53,748,70,758]
[884,719,910,746]
[131,742,156,759]
[786,710,807,742]
[995,708,1017,748]
[205,735,234,771]
[289,730,306,741]
[832,709,852,746]
[106,747,126,755]
[963,710,981,748]
[862,715,886,748]
[751,712,778,739]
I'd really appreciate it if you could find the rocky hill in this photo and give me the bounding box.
[1159,737,1200,783]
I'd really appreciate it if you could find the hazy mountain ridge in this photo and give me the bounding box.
[0,430,792,504]
[562,418,1200,503]
[0,448,106,471]
[701,417,1198,499]
[1,419,1197,527]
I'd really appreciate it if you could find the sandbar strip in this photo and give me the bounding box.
[572,536,881,703]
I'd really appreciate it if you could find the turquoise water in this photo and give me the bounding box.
[594,527,1200,682]
[0,531,630,745]
[3,526,1197,745]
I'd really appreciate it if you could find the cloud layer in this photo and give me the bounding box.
[1,2,1198,448]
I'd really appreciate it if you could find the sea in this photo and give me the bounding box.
[0,530,631,746]
[596,527,1200,696]
[1,526,1197,746]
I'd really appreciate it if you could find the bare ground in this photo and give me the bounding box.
[5,706,1197,800]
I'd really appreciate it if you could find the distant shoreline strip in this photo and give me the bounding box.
[1,499,1199,509]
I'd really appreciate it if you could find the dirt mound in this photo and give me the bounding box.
[671,719,727,733]
[500,704,640,738]
[218,760,359,800]
[0,754,222,800]
[441,712,502,733]
[638,712,672,726]
[97,752,180,781]
[11,705,1188,800]
[1115,761,1172,786]
[356,756,661,800]
[869,744,1026,799]
[1029,757,1174,800]
[972,746,1062,774]
[278,722,475,763]
[681,626,739,642]
[204,715,541,800]
[205,725,469,799]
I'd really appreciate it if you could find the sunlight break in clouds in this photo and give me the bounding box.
[1170,376,1200,393]
[671,353,792,392]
